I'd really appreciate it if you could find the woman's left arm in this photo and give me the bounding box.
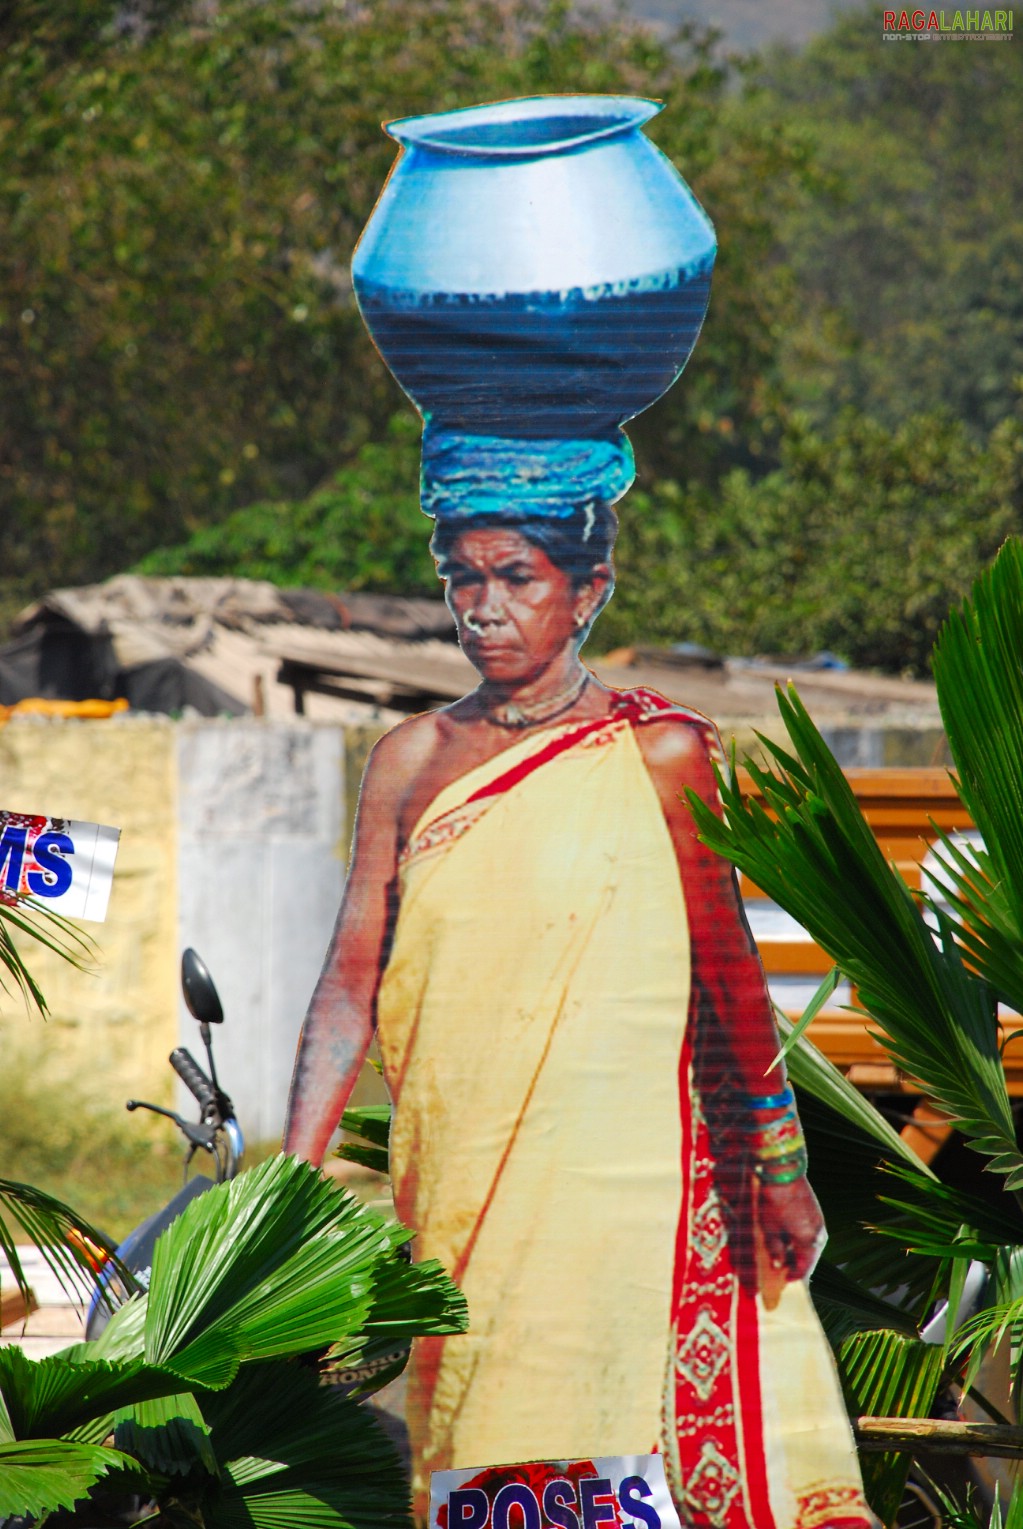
[636,715,825,1283]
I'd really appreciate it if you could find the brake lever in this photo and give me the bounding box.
[127,1099,218,1150]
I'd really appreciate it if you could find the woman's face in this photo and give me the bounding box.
[441,527,603,686]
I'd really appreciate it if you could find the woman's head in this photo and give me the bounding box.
[432,501,617,618]
[431,503,617,684]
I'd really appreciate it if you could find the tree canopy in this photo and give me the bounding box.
[3,0,1021,670]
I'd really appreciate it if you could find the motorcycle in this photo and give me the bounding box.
[85,947,244,1339]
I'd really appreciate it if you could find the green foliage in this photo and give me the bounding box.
[0,1154,466,1526]
[334,1103,392,1176]
[0,0,792,608]
[686,538,1023,1516]
[0,1438,137,1520]
[929,539,1023,1005]
[0,1174,120,1316]
[138,413,437,594]
[932,1480,1023,1529]
[690,685,1022,1183]
[141,1154,463,1388]
[602,408,1023,672]
[0,899,115,1304]
[0,900,93,1018]
[743,14,1023,439]
[3,0,1021,671]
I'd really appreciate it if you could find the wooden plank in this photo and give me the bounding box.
[1,1285,38,1330]
[720,768,1023,1095]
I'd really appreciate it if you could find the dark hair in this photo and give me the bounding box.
[430,501,618,585]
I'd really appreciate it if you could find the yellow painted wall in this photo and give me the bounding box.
[0,717,178,1106]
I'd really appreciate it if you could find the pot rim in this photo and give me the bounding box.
[385,94,662,158]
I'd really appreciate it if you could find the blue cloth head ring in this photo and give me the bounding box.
[420,423,636,521]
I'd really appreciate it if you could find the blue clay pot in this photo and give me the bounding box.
[352,95,716,443]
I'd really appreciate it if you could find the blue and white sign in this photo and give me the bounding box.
[0,810,121,922]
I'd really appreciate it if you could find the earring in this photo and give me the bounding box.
[574,611,588,629]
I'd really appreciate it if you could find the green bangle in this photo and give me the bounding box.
[753,1149,808,1185]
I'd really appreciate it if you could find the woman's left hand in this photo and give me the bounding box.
[755,1174,826,1284]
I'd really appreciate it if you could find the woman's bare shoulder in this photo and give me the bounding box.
[633,709,725,781]
[365,710,447,793]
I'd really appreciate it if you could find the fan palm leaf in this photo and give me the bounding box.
[111,1389,217,1476]
[194,1361,412,1529]
[0,1438,137,1519]
[142,1154,466,1388]
[0,1345,194,1441]
[841,1329,950,1525]
[335,1105,391,1176]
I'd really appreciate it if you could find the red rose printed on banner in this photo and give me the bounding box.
[0,812,52,905]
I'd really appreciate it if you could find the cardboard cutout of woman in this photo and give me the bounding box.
[284,97,874,1529]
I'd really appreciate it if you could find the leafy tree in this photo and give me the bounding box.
[601,405,1023,673]
[0,0,802,614]
[738,11,1023,438]
[136,412,437,593]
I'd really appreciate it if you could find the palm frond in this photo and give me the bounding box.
[0,1438,136,1519]
[0,1176,117,1305]
[143,1155,466,1388]
[927,1478,1016,1529]
[113,1389,217,1478]
[840,1329,949,1525]
[80,1291,148,1363]
[335,1106,391,1175]
[0,1345,192,1440]
[340,1106,391,1152]
[688,686,1021,1181]
[810,1259,920,1348]
[918,833,1023,1014]
[0,898,95,1017]
[780,1011,926,1168]
[953,1290,1023,1411]
[334,1144,390,1175]
[932,538,1023,1018]
[873,1161,1023,1262]
[777,1017,942,1306]
[197,1361,412,1529]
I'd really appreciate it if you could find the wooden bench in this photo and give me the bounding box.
[1,1285,38,1331]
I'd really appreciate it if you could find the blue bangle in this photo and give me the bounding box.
[742,1084,795,1112]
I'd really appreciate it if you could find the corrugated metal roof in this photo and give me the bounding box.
[5,575,944,738]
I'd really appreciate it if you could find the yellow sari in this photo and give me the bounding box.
[376,690,872,1528]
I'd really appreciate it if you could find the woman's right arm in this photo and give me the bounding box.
[282,731,410,1165]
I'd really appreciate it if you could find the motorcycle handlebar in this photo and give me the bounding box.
[169,1047,219,1115]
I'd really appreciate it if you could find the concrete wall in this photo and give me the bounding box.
[1,715,350,1146]
[175,720,347,1143]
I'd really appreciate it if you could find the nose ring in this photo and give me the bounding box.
[464,605,508,633]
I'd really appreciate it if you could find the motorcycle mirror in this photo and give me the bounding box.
[181,948,224,1026]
